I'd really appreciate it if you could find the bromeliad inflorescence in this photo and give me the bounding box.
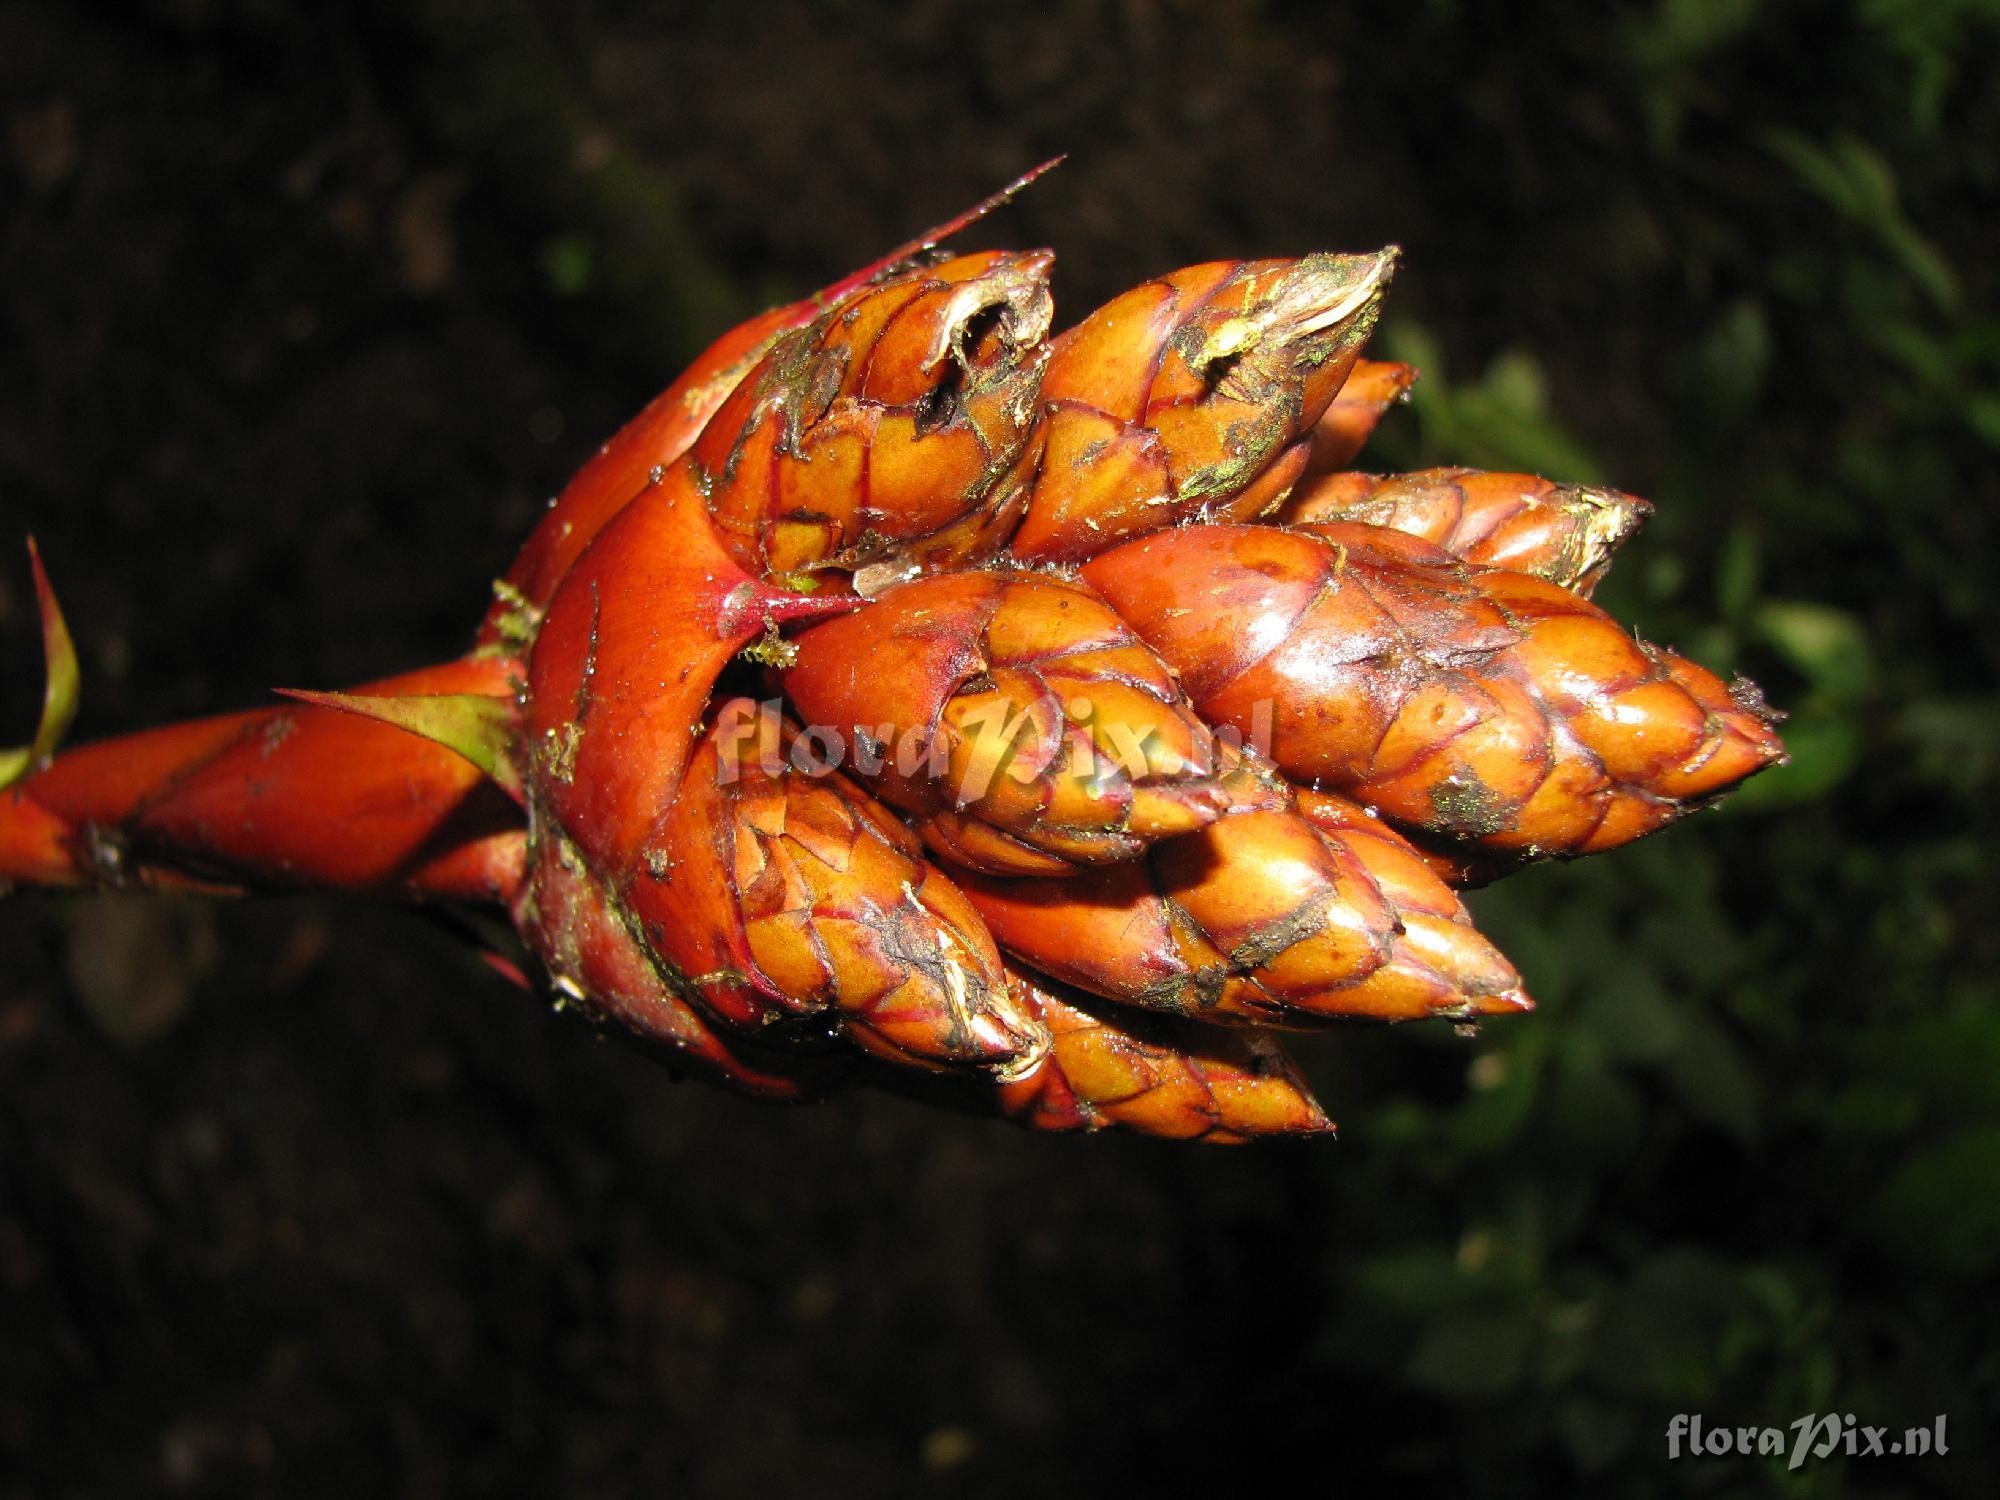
[0,166,1785,1142]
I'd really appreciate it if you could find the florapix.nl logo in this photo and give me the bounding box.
[1667,1413,1949,1471]
[706,694,1278,797]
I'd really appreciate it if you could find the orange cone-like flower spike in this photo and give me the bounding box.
[954,753,1529,1025]
[0,171,1787,1140]
[1005,250,1396,565]
[995,973,1332,1141]
[1277,467,1652,595]
[626,700,1048,1074]
[1084,521,1785,859]
[690,251,1055,584]
[781,569,1234,875]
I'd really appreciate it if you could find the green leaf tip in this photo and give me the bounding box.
[275,688,526,805]
[1,538,80,792]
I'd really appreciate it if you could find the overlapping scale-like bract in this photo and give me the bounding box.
[1277,466,1652,594]
[781,568,1234,875]
[629,700,1048,1075]
[1005,251,1396,565]
[1083,521,1785,860]
[691,250,1056,583]
[996,975,1332,1141]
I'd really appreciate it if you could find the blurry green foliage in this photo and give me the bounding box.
[1377,327,1608,483]
[1856,0,2000,134]
[1762,130,1959,313]
[538,231,595,297]
[1289,5,1996,1487]
[412,0,747,361]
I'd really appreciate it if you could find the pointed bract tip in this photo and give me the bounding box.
[1570,484,1654,550]
[1475,987,1536,1015]
[275,687,526,805]
[1205,249,1398,368]
[857,159,1069,295]
[713,581,867,638]
[476,949,534,992]
[2,537,80,792]
[1311,245,1398,330]
[920,157,1065,249]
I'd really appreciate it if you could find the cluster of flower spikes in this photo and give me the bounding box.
[0,192,1785,1144]
[488,228,1784,1146]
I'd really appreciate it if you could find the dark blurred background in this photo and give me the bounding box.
[2,1,1995,1495]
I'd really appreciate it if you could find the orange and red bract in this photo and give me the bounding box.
[781,569,1233,875]
[1,655,524,901]
[0,178,1784,1140]
[522,463,862,885]
[1304,359,1420,476]
[1082,521,1784,861]
[996,975,1331,1142]
[628,699,1046,1073]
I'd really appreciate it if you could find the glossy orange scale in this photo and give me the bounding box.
[781,568,1234,875]
[1083,521,1784,859]
[0,182,1784,1141]
[690,250,1054,582]
[997,975,1332,1141]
